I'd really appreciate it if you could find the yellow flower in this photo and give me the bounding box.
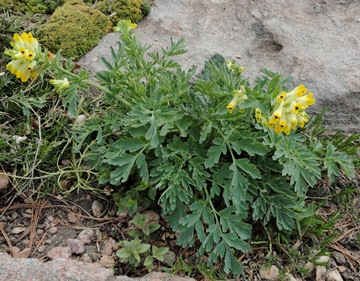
[276,92,286,103]
[226,60,246,75]
[4,32,49,82]
[269,101,284,126]
[226,86,247,114]
[266,84,316,135]
[114,20,137,32]
[255,108,262,123]
[49,78,70,93]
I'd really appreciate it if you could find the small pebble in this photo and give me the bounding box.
[99,255,115,268]
[78,229,94,244]
[11,226,27,234]
[36,229,44,235]
[95,229,103,241]
[45,239,53,244]
[91,200,104,218]
[163,250,176,266]
[326,269,343,281]
[101,238,116,256]
[48,226,58,234]
[67,238,85,254]
[259,265,280,281]
[46,215,54,222]
[37,245,46,253]
[67,212,78,223]
[75,114,87,125]
[47,246,72,259]
[82,253,93,263]
[11,212,19,220]
[22,239,29,246]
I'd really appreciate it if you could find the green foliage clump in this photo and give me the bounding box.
[95,0,151,24]
[36,0,111,59]
[116,212,169,270]
[0,0,64,14]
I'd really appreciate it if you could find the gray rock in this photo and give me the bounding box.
[0,252,195,281]
[259,265,280,280]
[67,238,85,255]
[79,0,360,132]
[326,269,344,281]
[0,252,114,281]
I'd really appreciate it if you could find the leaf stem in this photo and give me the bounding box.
[55,65,132,108]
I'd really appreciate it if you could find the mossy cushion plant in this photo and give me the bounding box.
[36,0,111,60]
[0,0,65,14]
[94,0,151,25]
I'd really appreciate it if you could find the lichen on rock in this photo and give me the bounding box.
[36,0,111,60]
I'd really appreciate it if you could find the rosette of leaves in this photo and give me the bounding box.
[72,23,356,276]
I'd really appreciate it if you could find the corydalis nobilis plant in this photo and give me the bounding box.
[3,21,356,276]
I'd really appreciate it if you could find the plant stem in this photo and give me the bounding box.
[56,65,132,108]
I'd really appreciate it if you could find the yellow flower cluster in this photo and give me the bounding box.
[5,32,51,82]
[259,84,316,135]
[114,20,137,32]
[49,78,70,93]
[226,86,248,114]
[226,60,246,75]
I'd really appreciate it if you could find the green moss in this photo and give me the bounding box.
[95,0,151,25]
[35,0,111,60]
[0,0,64,14]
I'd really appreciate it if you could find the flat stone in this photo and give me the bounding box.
[0,252,196,281]
[326,269,344,281]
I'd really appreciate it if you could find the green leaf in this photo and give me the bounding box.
[224,246,243,275]
[148,222,161,234]
[205,138,227,168]
[235,158,261,179]
[143,256,153,267]
[195,220,206,242]
[137,243,151,254]
[113,138,145,152]
[152,245,169,261]
[116,248,131,259]
[136,153,149,182]
[324,143,355,183]
[222,232,250,252]
[237,139,268,156]
[109,154,136,184]
[177,225,195,247]
[199,122,212,143]
[213,241,225,258]
[229,163,248,203]
[64,88,79,117]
